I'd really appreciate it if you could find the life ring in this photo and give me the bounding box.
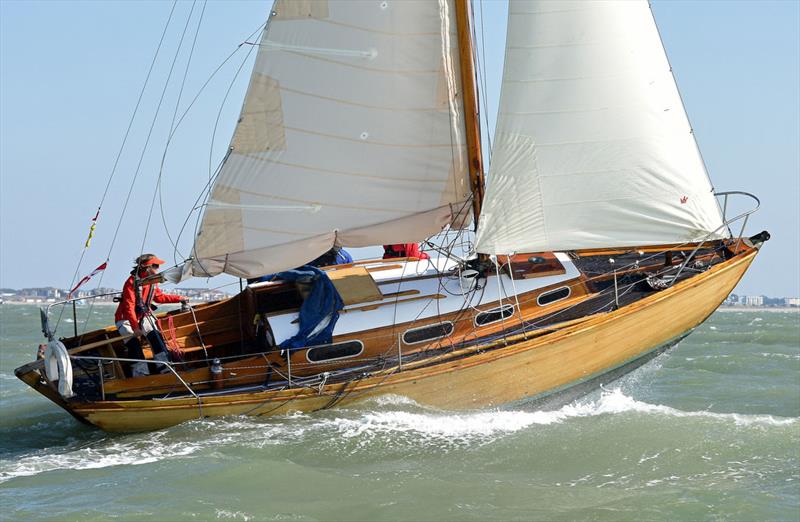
[44,340,74,398]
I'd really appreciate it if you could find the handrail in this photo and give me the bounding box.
[716,190,761,225]
[44,291,121,316]
[670,191,762,283]
[70,354,204,417]
[41,292,121,341]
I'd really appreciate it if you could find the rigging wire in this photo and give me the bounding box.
[149,18,268,265]
[79,1,198,337]
[207,29,261,181]
[139,0,200,258]
[77,10,266,337]
[55,0,179,334]
[155,0,208,261]
[474,0,493,162]
[167,20,262,277]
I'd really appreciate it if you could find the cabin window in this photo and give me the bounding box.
[402,322,454,345]
[537,286,571,306]
[474,304,516,327]
[306,340,364,363]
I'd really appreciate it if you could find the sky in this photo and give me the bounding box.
[1,0,798,298]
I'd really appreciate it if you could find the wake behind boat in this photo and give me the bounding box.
[15,0,766,432]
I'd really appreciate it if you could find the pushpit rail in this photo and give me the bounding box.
[716,190,761,245]
[41,291,121,340]
[670,190,762,283]
[70,354,203,416]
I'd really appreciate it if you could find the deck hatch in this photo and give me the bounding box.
[325,266,383,305]
[306,340,364,363]
[537,286,571,306]
[402,321,454,345]
[475,304,516,326]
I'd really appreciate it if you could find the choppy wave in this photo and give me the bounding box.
[0,433,202,483]
[562,388,797,427]
[2,389,794,484]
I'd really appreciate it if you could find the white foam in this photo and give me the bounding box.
[215,510,254,521]
[759,352,800,360]
[560,388,798,427]
[3,390,794,483]
[321,409,549,441]
[0,434,203,484]
[366,394,424,408]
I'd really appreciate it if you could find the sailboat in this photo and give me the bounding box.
[15,0,766,432]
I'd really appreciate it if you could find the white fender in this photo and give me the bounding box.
[44,340,74,398]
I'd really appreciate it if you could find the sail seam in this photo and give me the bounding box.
[278,85,446,113]
[510,6,611,16]
[504,68,663,83]
[521,136,642,148]
[499,104,648,116]
[235,155,456,183]
[257,39,375,59]
[507,42,604,50]
[276,49,440,75]
[282,126,456,148]
[543,195,695,207]
[313,17,443,37]
[221,187,412,214]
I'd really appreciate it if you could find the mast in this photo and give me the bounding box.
[454,0,485,229]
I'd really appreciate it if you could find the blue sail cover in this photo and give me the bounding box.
[274,266,344,350]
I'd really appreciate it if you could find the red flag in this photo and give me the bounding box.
[69,262,108,298]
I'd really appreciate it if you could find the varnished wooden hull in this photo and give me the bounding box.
[57,247,758,432]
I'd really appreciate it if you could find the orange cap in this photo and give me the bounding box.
[141,256,166,267]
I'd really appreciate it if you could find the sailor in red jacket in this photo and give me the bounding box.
[115,254,186,377]
[382,243,430,260]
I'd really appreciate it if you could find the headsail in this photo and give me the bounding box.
[191,0,470,279]
[475,0,728,255]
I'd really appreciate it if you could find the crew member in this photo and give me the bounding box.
[382,243,429,260]
[115,254,186,377]
[247,246,353,285]
[309,246,353,267]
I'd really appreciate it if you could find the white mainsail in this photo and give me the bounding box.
[191,0,470,279]
[475,0,728,255]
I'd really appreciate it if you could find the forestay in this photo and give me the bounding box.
[191,0,470,279]
[475,0,728,255]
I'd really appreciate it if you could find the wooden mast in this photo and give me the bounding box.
[454,0,485,229]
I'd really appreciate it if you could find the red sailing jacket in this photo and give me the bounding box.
[382,243,430,260]
[114,272,183,325]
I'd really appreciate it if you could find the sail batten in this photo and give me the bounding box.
[475,0,727,255]
[191,0,469,279]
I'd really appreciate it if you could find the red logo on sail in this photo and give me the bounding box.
[680,196,688,204]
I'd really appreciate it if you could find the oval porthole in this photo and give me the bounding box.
[537,286,571,306]
[306,340,364,363]
[402,322,454,345]
[474,304,515,327]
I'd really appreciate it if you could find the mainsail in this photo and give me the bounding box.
[191,0,470,279]
[475,0,728,255]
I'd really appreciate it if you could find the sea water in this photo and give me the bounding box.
[1,304,798,521]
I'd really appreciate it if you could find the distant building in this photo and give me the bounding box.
[785,297,800,307]
[743,295,764,307]
[4,285,218,304]
[724,293,739,306]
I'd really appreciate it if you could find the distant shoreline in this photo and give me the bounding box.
[2,300,797,313]
[0,301,185,307]
[718,306,798,313]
